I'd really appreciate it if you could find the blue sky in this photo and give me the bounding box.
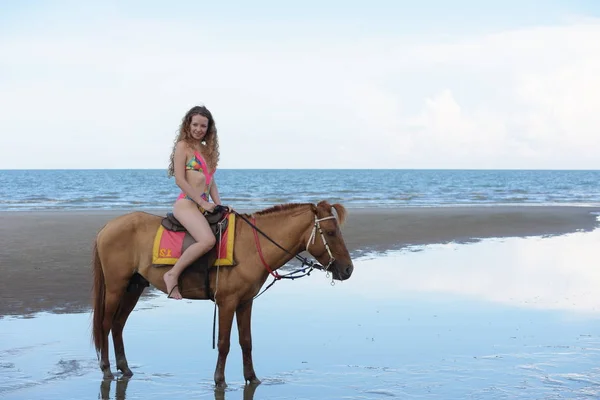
[3,1,597,36]
[2,1,600,169]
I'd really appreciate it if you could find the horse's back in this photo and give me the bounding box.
[98,211,162,241]
[97,211,163,278]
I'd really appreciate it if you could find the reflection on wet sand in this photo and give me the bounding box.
[351,228,600,313]
[214,382,259,400]
[100,378,130,400]
[99,378,260,400]
[3,229,600,399]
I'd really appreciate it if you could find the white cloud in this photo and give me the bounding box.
[363,20,600,169]
[1,11,600,169]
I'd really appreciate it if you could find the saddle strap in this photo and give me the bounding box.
[205,220,226,302]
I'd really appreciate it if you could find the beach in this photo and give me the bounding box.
[2,205,599,318]
[3,214,600,399]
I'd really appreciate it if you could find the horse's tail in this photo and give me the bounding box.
[91,237,105,356]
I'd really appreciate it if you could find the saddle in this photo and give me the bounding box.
[153,205,236,269]
[162,207,229,236]
[152,206,236,300]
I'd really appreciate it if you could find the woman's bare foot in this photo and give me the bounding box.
[164,272,182,300]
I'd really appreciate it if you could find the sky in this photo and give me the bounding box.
[2,0,600,169]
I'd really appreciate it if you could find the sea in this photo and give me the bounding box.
[1,169,600,211]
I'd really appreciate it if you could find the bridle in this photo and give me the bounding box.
[233,210,338,281]
[306,215,337,271]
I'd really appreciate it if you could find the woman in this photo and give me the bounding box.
[164,105,222,299]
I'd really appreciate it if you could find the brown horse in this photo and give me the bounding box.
[91,200,354,387]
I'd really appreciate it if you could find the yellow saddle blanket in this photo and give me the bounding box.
[152,213,236,267]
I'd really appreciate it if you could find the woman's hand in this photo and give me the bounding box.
[202,202,216,213]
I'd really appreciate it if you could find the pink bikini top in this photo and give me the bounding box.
[185,151,214,185]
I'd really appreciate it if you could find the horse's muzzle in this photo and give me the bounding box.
[332,262,354,281]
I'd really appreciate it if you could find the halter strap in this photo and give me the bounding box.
[306,215,336,270]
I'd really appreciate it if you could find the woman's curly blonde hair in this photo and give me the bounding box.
[167,105,220,177]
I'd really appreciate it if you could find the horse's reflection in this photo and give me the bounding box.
[99,377,130,400]
[99,377,260,400]
[214,383,260,400]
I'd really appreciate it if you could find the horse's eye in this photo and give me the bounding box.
[326,230,335,236]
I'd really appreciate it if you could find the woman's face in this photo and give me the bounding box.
[189,114,209,141]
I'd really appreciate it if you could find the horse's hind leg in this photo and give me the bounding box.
[112,282,145,377]
[100,271,133,379]
[99,288,124,380]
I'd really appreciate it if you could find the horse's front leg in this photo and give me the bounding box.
[214,299,236,388]
[236,300,260,384]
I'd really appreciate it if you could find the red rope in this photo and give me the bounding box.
[251,217,281,279]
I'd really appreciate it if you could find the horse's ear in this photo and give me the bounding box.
[332,203,347,225]
[316,200,330,209]
[316,201,346,225]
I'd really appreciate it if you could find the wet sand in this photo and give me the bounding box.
[2,230,600,398]
[1,206,599,317]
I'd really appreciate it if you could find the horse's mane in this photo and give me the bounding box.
[254,203,312,216]
[252,201,346,225]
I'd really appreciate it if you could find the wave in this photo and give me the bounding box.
[3,169,600,211]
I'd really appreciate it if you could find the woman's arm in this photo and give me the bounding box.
[209,178,222,205]
[173,142,212,208]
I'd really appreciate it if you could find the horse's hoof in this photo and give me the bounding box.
[215,381,227,390]
[122,369,133,378]
[246,377,261,385]
[102,371,115,380]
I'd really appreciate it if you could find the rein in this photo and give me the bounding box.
[233,210,337,299]
[234,211,334,272]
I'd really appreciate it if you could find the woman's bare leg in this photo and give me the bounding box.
[163,200,216,299]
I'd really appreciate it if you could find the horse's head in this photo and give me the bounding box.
[306,201,354,281]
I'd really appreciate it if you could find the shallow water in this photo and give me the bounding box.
[2,231,600,399]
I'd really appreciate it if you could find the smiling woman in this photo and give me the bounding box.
[163,105,223,300]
